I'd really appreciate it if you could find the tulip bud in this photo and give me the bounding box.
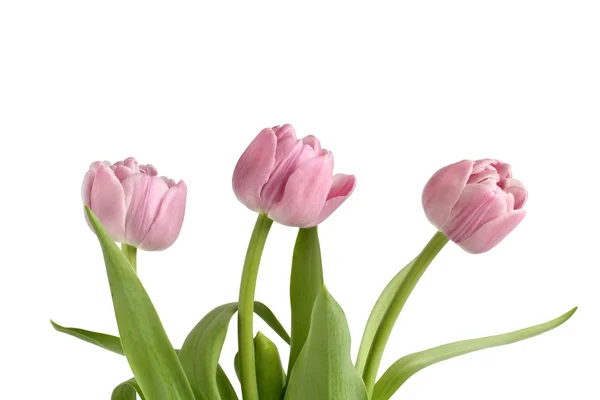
[82,157,187,251]
[233,124,356,228]
[422,159,527,254]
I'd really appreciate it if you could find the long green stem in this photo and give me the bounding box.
[362,231,449,395]
[121,243,137,273]
[238,214,274,400]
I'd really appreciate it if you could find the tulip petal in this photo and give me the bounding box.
[457,209,526,254]
[88,165,127,242]
[113,165,137,182]
[268,152,334,227]
[500,178,528,209]
[422,160,474,228]
[82,170,95,206]
[232,128,278,211]
[302,135,322,153]
[443,185,509,243]
[139,180,187,251]
[306,174,356,227]
[122,174,170,247]
[260,143,317,211]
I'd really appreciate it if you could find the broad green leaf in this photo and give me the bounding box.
[111,378,145,400]
[288,227,324,377]
[85,207,195,400]
[179,302,290,400]
[254,332,286,400]
[285,287,368,400]
[254,302,291,344]
[51,321,239,399]
[373,307,577,400]
[355,259,415,375]
[51,301,285,400]
[216,365,239,400]
[50,320,124,356]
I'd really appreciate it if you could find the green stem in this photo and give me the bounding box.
[121,243,137,273]
[362,231,449,395]
[238,214,274,400]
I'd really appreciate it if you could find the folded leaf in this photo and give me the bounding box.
[355,259,415,375]
[111,378,145,400]
[288,227,324,378]
[234,333,286,399]
[50,320,124,356]
[179,302,290,400]
[285,287,368,400]
[216,365,239,400]
[85,207,195,400]
[51,301,286,400]
[373,307,577,400]
[255,332,286,400]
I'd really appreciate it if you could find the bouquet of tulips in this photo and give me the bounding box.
[52,124,576,400]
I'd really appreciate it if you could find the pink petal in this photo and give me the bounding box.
[422,160,474,228]
[493,161,512,180]
[273,124,297,141]
[443,185,508,243]
[139,180,187,251]
[306,173,356,227]
[82,170,95,206]
[113,165,137,182]
[232,128,278,211]
[140,164,158,176]
[88,164,127,242]
[122,157,139,170]
[122,174,170,247]
[499,178,528,209]
[260,143,317,211]
[267,151,334,227]
[457,209,526,254]
[302,135,322,153]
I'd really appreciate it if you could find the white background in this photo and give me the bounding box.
[1,1,598,399]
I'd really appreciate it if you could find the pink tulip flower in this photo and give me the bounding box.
[422,159,527,254]
[233,124,356,228]
[82,157,187,251]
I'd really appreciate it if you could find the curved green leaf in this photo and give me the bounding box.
[285,287,368,400]
[254,302,290,344]
[216,365,239,400]
[111,378,145,400]
[234,332,286,399]
[254,332,286,400]
[86,207,195,400]
[51,321,240,399]
[288,227,324,378]
[179,302,290,400]
[51,320,124,356]
[355,259,415,374]
[179,303,237,400]
[373,307,577,400]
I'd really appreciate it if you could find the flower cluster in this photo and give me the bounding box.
[52,124,575,400]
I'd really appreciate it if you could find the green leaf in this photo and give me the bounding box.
[373,307,577,400]
[85,207,195,400]
[51,321,239,399]
[216,365,239,400]
[111,378,145,400]
[355,259,415,375]
[288,227,324,377]
[234,332,286,399]
[179,302,290,400]
[50,320,124,356]
[254,332,286,400]
[255,302,291,345]
[285,287,368,400]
